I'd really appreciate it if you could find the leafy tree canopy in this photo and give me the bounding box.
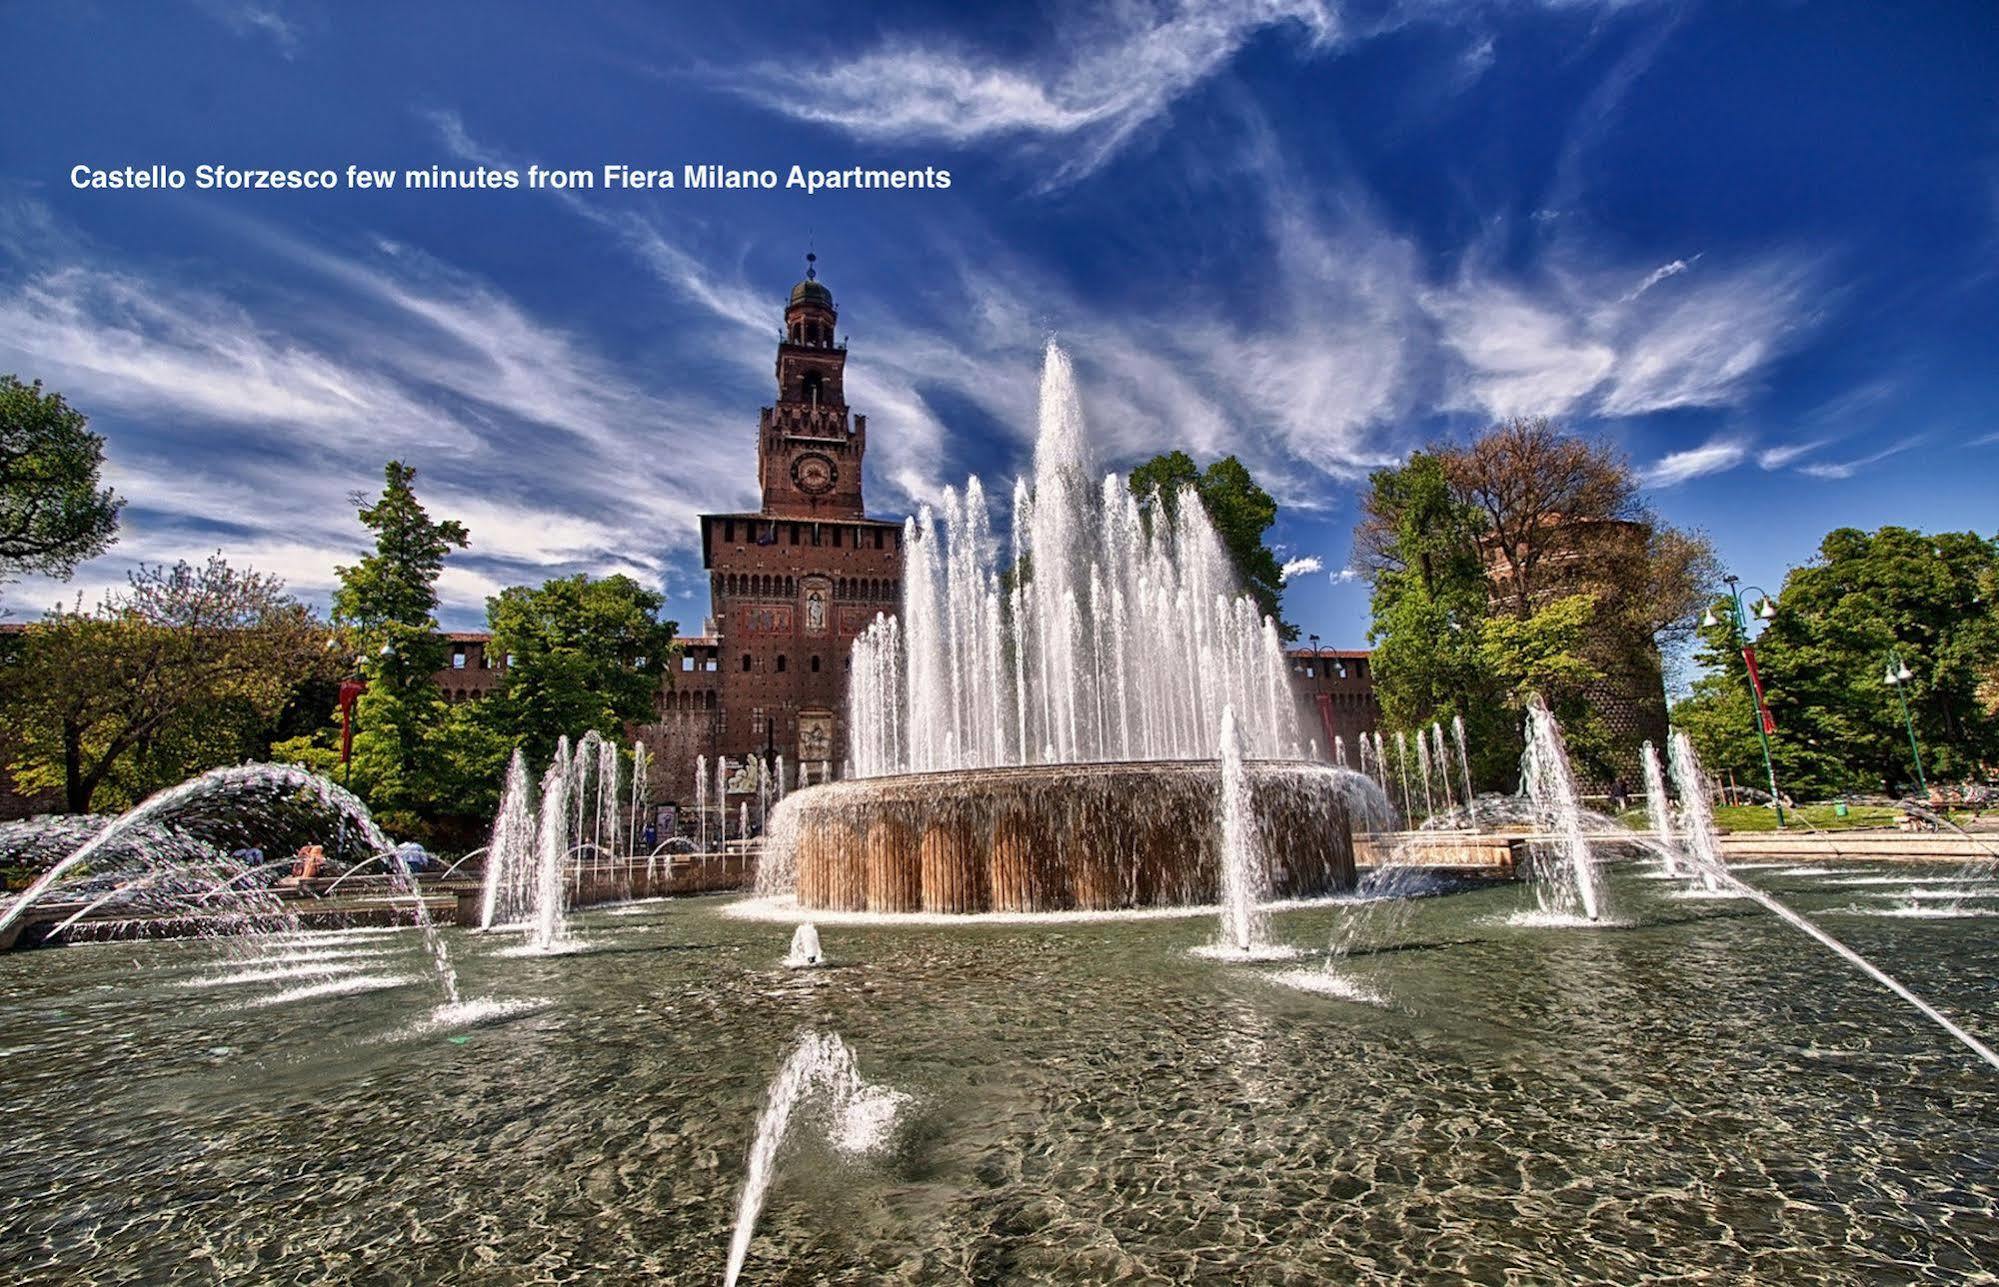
[0,555,328,812]
[276,462,472,834]
[0,375,122,588]
[1354,424,1715,787]
[484,573,680,764]
[1129,450,1293,639]
[1673,525,1999,796]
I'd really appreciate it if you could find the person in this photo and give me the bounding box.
[293,844,325,879]
[642,822,658,848]
[1608,777,1630,814]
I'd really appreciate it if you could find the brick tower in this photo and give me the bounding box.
[697,256,905,784]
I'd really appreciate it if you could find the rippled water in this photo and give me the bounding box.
[2,864,1997,1283]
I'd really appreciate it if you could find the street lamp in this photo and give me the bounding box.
[1706,572,1788,827]
[1882,650,1927,795]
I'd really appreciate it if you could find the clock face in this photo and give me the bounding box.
[792,452,837,495]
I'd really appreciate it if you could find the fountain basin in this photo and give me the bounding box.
[762,760,1363,914]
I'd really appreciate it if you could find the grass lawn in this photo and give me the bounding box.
[1711,803,1903,832]
[1610,804,1917,832]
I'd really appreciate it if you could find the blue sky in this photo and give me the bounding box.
[2,1,1993,653]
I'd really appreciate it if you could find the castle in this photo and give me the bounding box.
[431,259,906,817]
[429,260,1380,821]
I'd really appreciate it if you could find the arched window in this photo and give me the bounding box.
[802,371,823,406]
[776,655,788,673]
[810,655,821,673]
[741,654,753,672]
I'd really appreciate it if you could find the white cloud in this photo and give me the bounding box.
[0,267,472,448]
[1793,437,1922,480]
[193,1,302,55]
[1639,437,1748,487]
[0,206,760,622]
[1329,568,1360,584]
[1425,277,1616,419]
[1619,254,1699,303]
[1756,439,1825,470]
[1427,254,1815,421]
[735,1,1341,183]
[1597,260,1813,416]
[1279,555,1323,581]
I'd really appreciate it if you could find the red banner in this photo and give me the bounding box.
[1741,646,1777,734]
[337,680,368,764]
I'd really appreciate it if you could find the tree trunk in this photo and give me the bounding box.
[62,720,93,814]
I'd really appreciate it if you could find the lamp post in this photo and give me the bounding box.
[1702,573,1786,827]
[1882,651,1926,795]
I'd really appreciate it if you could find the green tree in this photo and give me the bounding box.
[1,376,122,590]
[1354,424,1714,788]
[1355,452,1518,786]
[1675,526,1999,797]
[483,573,680,763]
[1477,593,1613,780]
[0,556,328,812]
[1129,450,1293,639]
[275,462,470,833]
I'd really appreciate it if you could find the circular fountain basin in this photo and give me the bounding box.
[762,760,1363,915]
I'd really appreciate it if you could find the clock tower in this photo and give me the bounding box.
[759,253,867,518]
[690,253,904,786]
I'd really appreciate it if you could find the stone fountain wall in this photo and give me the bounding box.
[767,761,1360,914]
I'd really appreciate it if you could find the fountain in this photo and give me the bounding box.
[527,742,573,953]
[724,1030,908,1287]
[758,343,1380,915]
[1666,732,1727,892]
[1664,729,1999,1070]
[0,763,396,941]
[629,740,652,877]
[697,755,709,854]
[784,922,825,968]
[1518,696,1606,923]
[1452,715,1478,831]
[1199,706,1285,958]
[1640,740,1683,879]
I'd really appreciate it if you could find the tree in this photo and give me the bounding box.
[275,462,470,833]
[1444,418,1642,620]
[1355,452,1519,785]
[0,556,328,812]
[1674,526,1999,797]
[0,376,122,589]
[1129,450,1293,638]
[1355,423,1716,787]
[483,574,680,763]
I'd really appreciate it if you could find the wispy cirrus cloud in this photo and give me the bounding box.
[1794,437,1923,480]
[1639,437,1749,488]
[1427,252,1817,421]
[192,0,304,56]
[734,0,1341,183]
[0,267,472,448]
[1756,440,1826,470]
[1619,253,1699,303]
[0,202,757,622]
